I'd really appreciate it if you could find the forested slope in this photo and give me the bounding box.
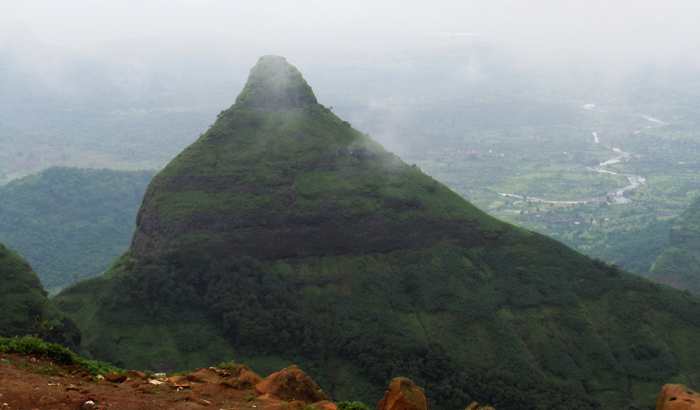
[0,167,155,290]
[647,196,700,295]
[56,56,700,410]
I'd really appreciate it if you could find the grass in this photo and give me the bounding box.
[0,336,122,375]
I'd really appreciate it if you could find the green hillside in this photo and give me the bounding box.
[647,197,700,294]
[56,56,700,410]
[0,167,155,291]
[0,242,81,351]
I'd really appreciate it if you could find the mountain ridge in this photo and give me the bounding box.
[131,55,505,262]
[55,56,700,410]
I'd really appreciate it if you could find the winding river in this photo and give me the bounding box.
[498,111,663,206]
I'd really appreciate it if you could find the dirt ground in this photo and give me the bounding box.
[0,352,277,410]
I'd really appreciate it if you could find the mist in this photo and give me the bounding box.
[1,0,699,178]
[4,0,700,74]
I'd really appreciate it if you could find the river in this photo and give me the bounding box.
[497,112,663,206]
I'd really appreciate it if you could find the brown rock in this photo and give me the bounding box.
[220,369,263,390]
[656,384,700,410]
[466,403,479,410]
[255,365,330,403]
[137,384,156,394]
[378,377,429,410]
[312,400,340,410]
[168,375,192,388]
[124,370,147,380]
[234,365,263,385]
[186,369,223,384]
[288,400,307,409]
[104,372,127,383]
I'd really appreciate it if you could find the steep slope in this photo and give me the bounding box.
[56,56,700,410]
[130,56,498,261]
[647,197,700,295]
[0,167,155,291]
[0,242,81,350]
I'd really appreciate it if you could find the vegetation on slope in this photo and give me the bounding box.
[56,56,700,410]
[131,56,502,262]
[647,196,700,294]
[0,335,119,375]
[0,242,81,351]
[0,167,155,291]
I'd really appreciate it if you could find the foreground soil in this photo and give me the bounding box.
[0,352,281,410]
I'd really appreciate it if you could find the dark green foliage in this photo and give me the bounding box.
[57,241,700,410]
[0,166,155,290]
[337,402,371,410]
[647,196,700,295]
[0,336,119,375]
[54,57,700,410]
[0,241,81,351]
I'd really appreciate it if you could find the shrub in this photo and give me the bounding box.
[219,360,237,369]
[337,402,371,410]
[0,336,122,375]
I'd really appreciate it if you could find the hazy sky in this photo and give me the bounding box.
[3,0,700,72]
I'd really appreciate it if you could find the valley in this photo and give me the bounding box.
[1,21,700,410]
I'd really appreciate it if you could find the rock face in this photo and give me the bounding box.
[255,365,330,403]
[130,55,490,262]
[378,377,429,410]
[656,384,700,410]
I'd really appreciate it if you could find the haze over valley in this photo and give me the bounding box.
[2,2,700,410]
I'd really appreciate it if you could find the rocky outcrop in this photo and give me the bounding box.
[255,365,330,403]
[378,377,429,410]
[656,384,700,410]
[221,365,263,389]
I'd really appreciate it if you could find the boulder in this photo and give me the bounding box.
[287,400,308,409]
[257,394,287,410]
[186,368,222,384]
[221,365,263,389]
[104,372,127,383]
[312,400,340,410]
[255,365,330,403]
[656,384,700,410]
[137,384,156,394]
[168,375,192,388]
[378,377,429,410]
[124,370,147,380]
[234,365,263,385]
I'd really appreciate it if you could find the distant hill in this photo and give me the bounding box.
[647,197,700,295]
[56,56,700,410]
[0,241,81,350]
[0,167,155,291]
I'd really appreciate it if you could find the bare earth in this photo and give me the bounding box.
[0,352,285,410]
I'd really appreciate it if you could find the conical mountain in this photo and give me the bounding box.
[0,242,82,351]
[57,57,700,410]
[132,55,493,261]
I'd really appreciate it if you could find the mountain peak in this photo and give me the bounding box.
[234,55,317,110]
